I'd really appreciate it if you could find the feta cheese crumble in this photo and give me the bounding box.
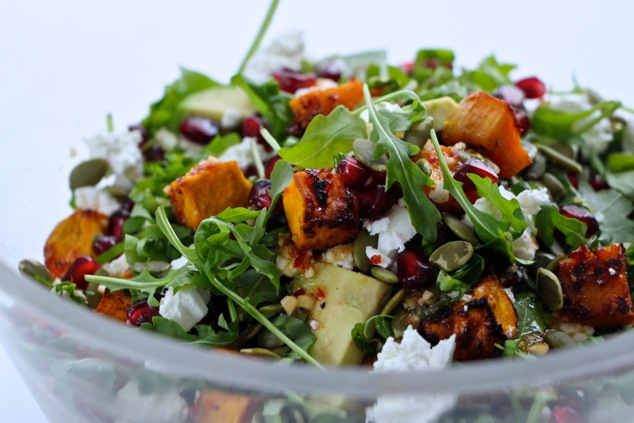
[159,286,210,332]
[243,30,305,84]
[73,186,120,216]
[114,380,188,423]
[366,327,457,423]
[364,202,416,268]
[101,253,129,277]
[85,130,143,177]
[218,136,267,170]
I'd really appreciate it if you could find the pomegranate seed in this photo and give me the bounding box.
[273,68,317,94]
[264,155,281,179]
[590,174,609,191]
[453,159,499,203]
[120,198,135,214]
[560,205,599,237]
[62,255,99,290]
[241,114,271,150]
[400,62,414,76]
[355,183,397,220]
[127,300,160,327]
[494,85,525,107]
[556,390,589,415]
[92,235,120,256]
[551,406,584,423]
[143,145,165,162]
[515,76,546,100]
[514,108,531,136]
[336,158,373,188]
[315,62,342,82]
[397,250,435,291]
[248,179,273,211]
[567,172,579,189]
[108,210,130,241]
[179,116,219,145]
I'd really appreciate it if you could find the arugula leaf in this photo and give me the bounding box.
[535,204,587,249]
[607,153,634,173]
[278,106,367,168]
[201,132,242,157]
[429,130,521,262]
[531,100,621,140]
[579,183,634,243]
[351,315,393,358]
[235,0,280,75]
[606,170,634,199]
[271,314,316,360]
[266,159,293,220]
[142,68,219,136]
[470,174,528,235]
[141,316,239,347]
[513,291,546,338]
[362,84,441,241]
[465,55,515,92]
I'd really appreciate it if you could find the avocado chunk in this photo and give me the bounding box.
[423,96,459,132]
[291,263,392,366]
[180,86,256,121]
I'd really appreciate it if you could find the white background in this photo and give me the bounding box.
[1,1,633,421]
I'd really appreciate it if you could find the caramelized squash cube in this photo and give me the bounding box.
[283,169,360,250]
[558,244,634,328]
[421,275,517,361]
[44,209,109,279]
[95,289,131,323]
[167,158,253,230]
[289,79,364,133]
[190,390,261,423]
[442,91,532,178]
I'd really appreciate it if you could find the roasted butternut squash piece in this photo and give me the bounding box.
[190,390,261,423]
[421,274,517,361]
[95,289,131,323]
[167,158,253,230]
[283,169,360,250]
[44,209,109,279]
[442,91,532,178]
[289,79,364,133]
[558,244,634,328]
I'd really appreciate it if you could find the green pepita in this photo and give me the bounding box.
[18,259,53,284]
[239,348,281,360]
[69,158,109,190]
[442,213,479,245]
[535,144,583,174]
[258,327,285,349]
[415,158,433,176]
[370,266,399,284]
[258,304,284,314]
[540,172,566,202]
[381,288,406,315]
[536,267,563,311]
[132,260,172,278]
[429,240,474,272]
[544,329,577,349]
[525,154,547,180]
[353,138,388,171]
[404,116,434,147]
[353,229,378,273]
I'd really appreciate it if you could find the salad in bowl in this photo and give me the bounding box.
[9,1,634,422]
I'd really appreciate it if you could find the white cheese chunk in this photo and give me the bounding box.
[73,186,120,216]
[114,380,188,423]
[159,286,209,332]
[85,130,143,177]
[243,30,305,84]
[101,254,129,277]
[218,136,267,170]
[363,203,416,268]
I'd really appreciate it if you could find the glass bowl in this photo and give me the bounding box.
[2,1,634,422]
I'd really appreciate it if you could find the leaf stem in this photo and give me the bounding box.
[236,0,280,76]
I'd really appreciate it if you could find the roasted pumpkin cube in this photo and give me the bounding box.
[44,209,109,279]
[190,390,261,423]
[289,79,364,133]
[421,275,517,361]
[558,244,634,328]
[442,91,532,178]
[283,169,360,250]
[167,158,253,230]
[95,289,131,323]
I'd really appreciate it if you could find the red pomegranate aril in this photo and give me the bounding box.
[560,205,599,237]
[356,184,396,220]
[143,145,165,162]
[336,158,372,188]
[590,174,609,191]
[567,171,579,189]
[264,155,281,179]
[273,68,317,94]
[514,108,531,136]
[453,159,499,202]
[494,85,525,107]
[315,61,342,82]
[92,235,120,256]
[108,210,130,241]
[179,116,219,145]
[397,250,435,291]
[62,255,99,290]
[127,300,160,327]
[120,198,135,214]
[400,62,414,76]
[241,115,271,150]
[551,406,584,423]
[515,76,546,100]
[248,179,273,211]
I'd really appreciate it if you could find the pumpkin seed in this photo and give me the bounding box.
[69,158,109,190]
[18,259,53,283]
[540,172,566,202]
[132,261,171,278]
[544,329,576,349]
[404,116,434,147]
[239,348,281,360]
[258,304,284,314]
[390,307,409,338]
[258,327,285,349]
[381,288,406,315]
[353,138,388,171]
[536,267,563,311]
[353,229,378,273]
[525,154,547,180]
[234,323,262,348]
[535,144,583,174]
[429,241,474,272]
[442,212,479,245]
[370,266,399,284]
[415,158,433,176]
